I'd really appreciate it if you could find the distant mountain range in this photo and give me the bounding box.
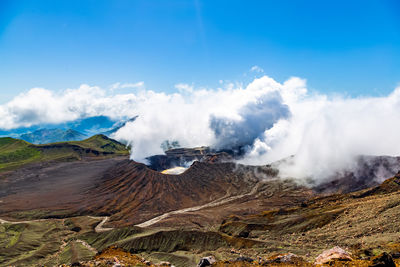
[20,129,87,144]
[0,115,137,144]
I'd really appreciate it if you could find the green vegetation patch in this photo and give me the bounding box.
[0,216,113,266]
[118,230,230,253]
[0,134,129,172]
[0,221,65,266]
[72,134,128,154]
[0,138,41,170]
[59,241,96,265]
[80,227,143,251]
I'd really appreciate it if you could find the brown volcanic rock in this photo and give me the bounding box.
[84,160,265,226]
[146,146,234,170]
[0,153,311,227]
[202,152,233,163]
[80,154,400,228]
[146,146,211,171]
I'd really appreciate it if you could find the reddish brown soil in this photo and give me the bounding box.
[0,156,128,218]
[0,157,312,227]
[81,160,312,227]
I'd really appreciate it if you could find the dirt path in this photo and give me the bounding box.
[1,182,261,230]
[135,181,262,228]
[88,216,114,232]
[47,235,70,263]
[76,239,98,253]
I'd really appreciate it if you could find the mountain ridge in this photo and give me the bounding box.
[0,134,129,171]
[0,115,137,144]
[20,128,87,144]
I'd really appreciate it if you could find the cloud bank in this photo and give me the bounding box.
[2,76,400,183]
[241,79,400,182]
[210,91,290,150]
[0,85,143,130]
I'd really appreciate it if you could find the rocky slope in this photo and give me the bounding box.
[2,140,400,266]
[83,160,307,226]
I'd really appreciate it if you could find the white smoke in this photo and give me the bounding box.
[241,80,400,182]
[2,75,400,183]
[210,91,290,150]
[114,76,290,161]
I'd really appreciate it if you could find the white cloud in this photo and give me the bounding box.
[115,76,289,161]
[110,82,121,91]
[110,81,144,91]
[174,83,194,93]
[120,81,144,89]
[0,84,138,129]
[250,65,264,73]
[3,75,400,185]
[240,80,400,183]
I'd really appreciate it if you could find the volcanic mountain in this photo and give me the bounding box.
[0,115,138,144]
[0,135,129,218]
[2,137,400,229]
[2,138,400,266]
[0,152,312,228]
[84,154,400,228]
[82,160,313,227]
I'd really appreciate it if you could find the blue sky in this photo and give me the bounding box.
[1,0,400,103]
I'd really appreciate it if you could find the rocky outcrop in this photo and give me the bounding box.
[147,146,210,171]
[314,246,353,265]
[146,146,235,171]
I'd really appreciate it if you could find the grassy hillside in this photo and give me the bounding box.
[68,134,128,153]
[0,220,63,266]
[0,216,102,266]
[0,138,42,171]
[0,135,129,171]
